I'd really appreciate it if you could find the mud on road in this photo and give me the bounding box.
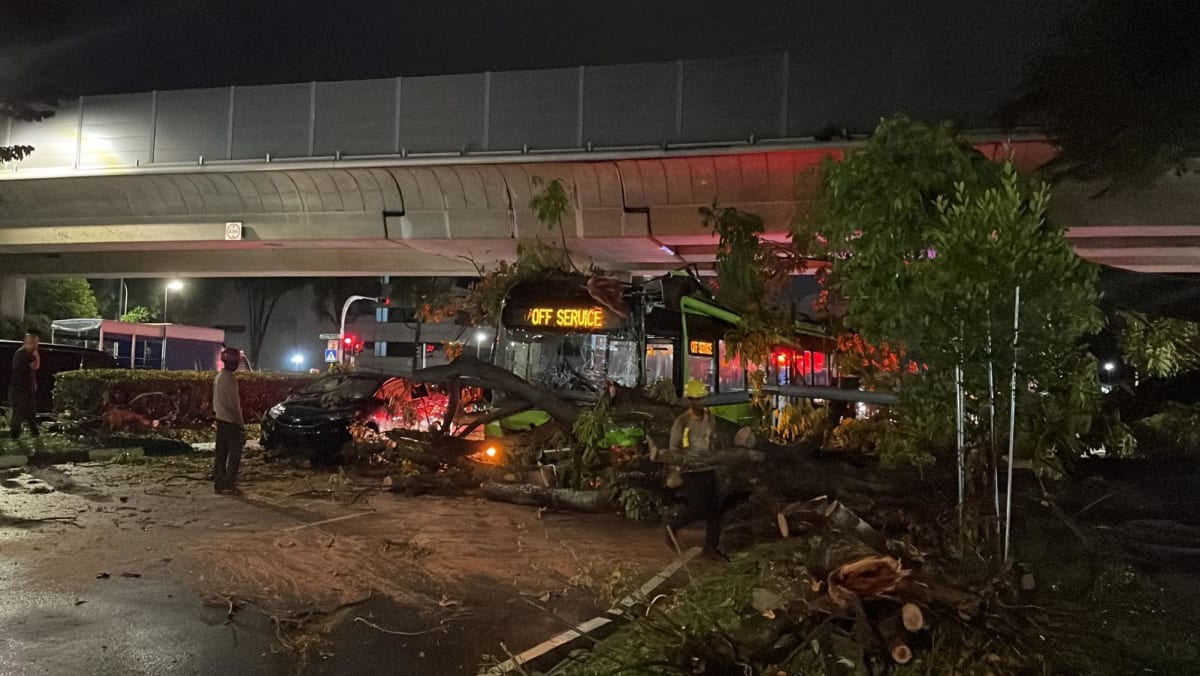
[0,453,678,675]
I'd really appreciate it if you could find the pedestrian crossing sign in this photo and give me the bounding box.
[324,348,339,363]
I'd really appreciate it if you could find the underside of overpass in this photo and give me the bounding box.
[1,141,1199,280]
[0,145,840,278]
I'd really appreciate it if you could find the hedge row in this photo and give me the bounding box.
[54,369,315,427]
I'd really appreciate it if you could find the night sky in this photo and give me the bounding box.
[2,0,813,95]
[3,0,1054,96]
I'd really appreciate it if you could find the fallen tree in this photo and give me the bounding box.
[410,356,581,426]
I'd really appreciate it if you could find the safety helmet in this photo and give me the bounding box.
[683,378,709,399]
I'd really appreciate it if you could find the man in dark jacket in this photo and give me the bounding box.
[212,347,244,494]
[9,332,41,440]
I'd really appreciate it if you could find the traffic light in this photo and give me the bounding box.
[377,282,393,309]
[340,334,366,357]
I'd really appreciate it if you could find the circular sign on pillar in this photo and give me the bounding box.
[225,221,243,241]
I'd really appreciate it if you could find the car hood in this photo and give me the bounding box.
[270,397,366,424]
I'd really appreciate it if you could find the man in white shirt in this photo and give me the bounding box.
[213,347,244,494]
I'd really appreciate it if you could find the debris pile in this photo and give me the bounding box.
[558,496,1041,676]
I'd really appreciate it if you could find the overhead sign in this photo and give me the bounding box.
[526,307,606,330]
[324,348,340,363]
[502,302,624,333]
[225,221,243,241]
[688,340,715,357]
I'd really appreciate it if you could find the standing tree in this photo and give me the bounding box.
[1003,0,1200,191]
[25,278,100,319]
[801,118,1105,543]
[120,306,154,323]
[700,204,807,366]
[236,278,305,368]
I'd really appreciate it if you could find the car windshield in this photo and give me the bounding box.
[297,376,383,404]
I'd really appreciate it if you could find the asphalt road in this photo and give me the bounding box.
[0,456,674,675]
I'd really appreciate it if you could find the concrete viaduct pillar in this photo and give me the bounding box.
[0,276,27,325]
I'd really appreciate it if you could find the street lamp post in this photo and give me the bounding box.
[339,295,378,363]
[116,279,130,319]
[163,280,184,323]
[160,280,185,370]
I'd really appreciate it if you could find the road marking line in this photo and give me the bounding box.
[484,547,699,675]
[279,507,404,532]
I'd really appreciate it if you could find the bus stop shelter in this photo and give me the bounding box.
[50,319,225,370]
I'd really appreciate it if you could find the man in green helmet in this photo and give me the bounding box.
[664,378,726,560]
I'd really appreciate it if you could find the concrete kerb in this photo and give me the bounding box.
[0,454,28,469]
[86,447,145,462]
[0,447,146,468]
[482,546,701,675]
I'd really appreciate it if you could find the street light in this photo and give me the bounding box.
[474,330,488,358]
[163,280,184,323]
[290,353,305,370]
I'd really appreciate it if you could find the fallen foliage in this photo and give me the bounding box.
[555,497,1042,676]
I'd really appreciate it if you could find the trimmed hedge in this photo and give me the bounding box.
[54,369,315,427]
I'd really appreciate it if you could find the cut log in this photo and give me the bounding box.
[826,555,908,608]
[481,481,608,512]
[890,640,913,664]
[901,602,925,632]
[776,512,790,538]
[411,356,580,425]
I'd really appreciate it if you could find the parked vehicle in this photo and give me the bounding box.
[0,340,116,413]
[260,372,481,459]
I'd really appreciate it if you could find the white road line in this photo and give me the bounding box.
[279,506,404,532]
[483,547,699,675]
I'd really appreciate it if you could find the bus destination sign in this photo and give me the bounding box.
[526,307,607,330]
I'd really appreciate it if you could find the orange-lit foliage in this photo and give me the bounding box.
[836,333,923,386]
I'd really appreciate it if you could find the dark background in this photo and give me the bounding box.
[3,0,1055,95]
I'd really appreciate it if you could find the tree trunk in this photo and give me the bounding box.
[456,399,533,437]
[384,471,477,496]
[480,481,608,512]
[411,356,581,425]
